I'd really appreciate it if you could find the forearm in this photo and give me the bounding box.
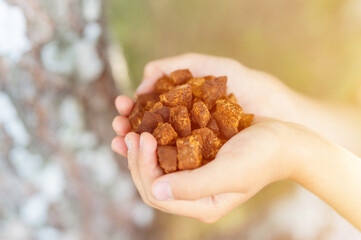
[291,139,361,230]
[295,94,361,156]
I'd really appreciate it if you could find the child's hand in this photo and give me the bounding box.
[119,118,295,222]
[117,118,361,227]
[112,53,361,157]
[111,53,361,226]
[111,53,300,157]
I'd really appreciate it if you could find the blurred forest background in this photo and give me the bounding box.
[0,0,360,239]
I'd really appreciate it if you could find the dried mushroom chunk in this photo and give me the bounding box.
[227,93,237,104]
[154,76,175,94]
[212,98,243,139]
[129,102,145,132]
[177,134,203,170]
[136,111,163,134]
[192,128,223,160]
[153,122,178,146]
[206,116,220,136]
[137,92,159,106]
[202,76,227,109]
[160,84,192,109]
[149,102,170,122]
[187,77,205,98]
[238,113,254,130]
[191,101,211,128]
[158,146,177,173]
[170,69,193,85]
[169,106,191,137]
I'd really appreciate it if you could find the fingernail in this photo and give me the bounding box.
[139,134,144,150]
[152,181,173,201]
[125,136,132,152]
[135,82,147,94]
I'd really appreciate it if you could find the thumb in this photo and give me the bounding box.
[151,153,246,201]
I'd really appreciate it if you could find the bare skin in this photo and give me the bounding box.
[111,53,361,228]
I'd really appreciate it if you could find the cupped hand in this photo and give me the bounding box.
[119,118,324,223]
[112,53,301,156]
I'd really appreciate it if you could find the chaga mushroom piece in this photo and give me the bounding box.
[212,98,243,139]
[204,75,215,81]
[149,102,170,122]
[136,111,163,134]
[157,146,178,173]
[159,84,192,109]
[187,77,205,98]
[191,101,211,128]
[153,122,178,146]
[129,102,145,132]
[227,93,237,104]
[137,92,160,106]
[202,76,227,109]
[169,106,191,137]
[192,128,223,161]
[154,76,175,94]
[238,113,254,130]
[170,69,193,85]
[206,116,220,136]
[177,134,203,170]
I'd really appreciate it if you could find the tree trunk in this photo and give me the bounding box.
[0,0,155,239]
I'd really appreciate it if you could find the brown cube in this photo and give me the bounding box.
[136,111,163,134]
[149,102,170,122]
[129,102,145,132]
[238,113,254,130]
[227,93,237,104]
[212,98,243,139]
[169,106,191,137]
[177,134,203,170]
[192,128,223,160]
[170,69,193,85]
[206,116,220,136]
[159,84,192,109]
[202,76,227,109]
[187,77,205,98]
[157,146,177,173]
[204,75,215,81]
[153,122,178,146]
[154,76,175,94]
[137,92,159,106]
[192,97,203,104]
[191,101,211,128]
[144,100,156,111]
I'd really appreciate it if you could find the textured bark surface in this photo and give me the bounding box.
[0,0,156,239]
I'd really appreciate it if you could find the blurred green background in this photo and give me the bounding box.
[107,0,361,101]
[106,0,361,239]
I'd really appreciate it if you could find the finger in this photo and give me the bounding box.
[111,136,127,157]
[138,132,164,181]
[137,133,165,200]
[115,95,135,116]
[136,53,241,95]
[124,133,146,199]
[135,132,170,211]
[112,116,131,136]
